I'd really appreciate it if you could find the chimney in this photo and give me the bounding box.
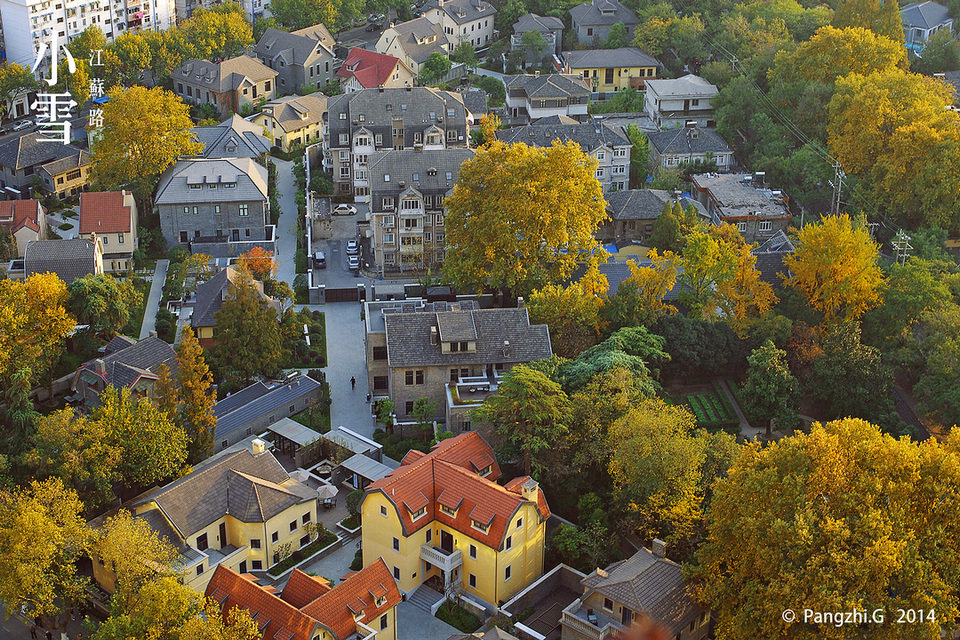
[430,325,438,345]
[149,330,157,338]
[534,70,540,77]
[252,438,267,455]
[94,358,106,374]
[516,296,524,308]
[652,538,667,558]
[520,477,539,502]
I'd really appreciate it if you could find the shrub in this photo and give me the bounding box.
[58,222,74,230]
[168,246,189,263]
[346,489,365,516]
[349,547,363,571]
[155,308,177,343]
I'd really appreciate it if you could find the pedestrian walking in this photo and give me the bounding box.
[45,631,52,640]
[366,392,371,403]
[30,624,37,639]
[350,376,356,389]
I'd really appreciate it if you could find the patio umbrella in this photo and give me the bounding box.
[317,484,338,500]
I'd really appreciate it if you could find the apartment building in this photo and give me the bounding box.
[324,87,469,199]
[422,0,496,50]
[645,74,719,129]
[252,24,337,94]
[690,172,792,244]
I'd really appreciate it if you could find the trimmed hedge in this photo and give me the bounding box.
[685,389,739,432]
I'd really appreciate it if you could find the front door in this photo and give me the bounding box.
[219,522,227,547]
[440,530,454,553]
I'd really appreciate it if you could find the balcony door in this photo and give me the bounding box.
[219,522,227,547]
[621,606,633,625]
[440,530,454,554]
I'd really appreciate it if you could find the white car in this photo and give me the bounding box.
[12,120,34,131]
[332,203,358,216]
[346,239,359,255]
[348,255,360,271]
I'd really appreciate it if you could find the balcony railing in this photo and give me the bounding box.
[560,600,622,640]
[420,544,463,573]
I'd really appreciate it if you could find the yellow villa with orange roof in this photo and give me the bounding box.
[360,432,550,608]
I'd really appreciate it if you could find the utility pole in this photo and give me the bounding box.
[829,160,845,216]
[892,229,912,265]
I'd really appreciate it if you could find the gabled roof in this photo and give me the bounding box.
[192,115,271,159]
[136,448,314,536]
[580,547,703,635]
[563,47,659,70]
[336,47,406,88]
[646,127,732,156]
[79,191,135,234]
[205,560,402,640]
[605,189,705,221]
[191,265,280,329]
[513,12,564,34]
[292,23,336,48]
[496,121,629,153]
[423,0,496,25]
[39,147,91,177]
[901,1,952,29]
[253,25,334,66]
[155,158,268,205]
[213,375,323,442]
[570,0,640,27]
[259,94,328,133]
[383,16,452,64]
[23,237,100,284]
[76,334,178,390]
[366,433,550,549]
[645,74,718,99]
[368,148,475,201]
[0,132,87,172]
[458,87,488,119]
[0,199,43,233]
[503,74,591,99]
[751,229,795,288]
[176,55,277,93]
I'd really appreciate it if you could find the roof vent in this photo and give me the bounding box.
[502,340,511,357]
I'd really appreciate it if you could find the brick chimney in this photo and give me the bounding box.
[652,538,667,558]
[520,477,539,502]
[93,358,106,375]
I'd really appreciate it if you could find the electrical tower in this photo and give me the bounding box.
[892,230,913,265]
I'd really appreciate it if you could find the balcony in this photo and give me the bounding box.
[560,599,622,640]
[420,544,462,574]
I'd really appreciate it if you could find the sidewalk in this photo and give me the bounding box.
[273,157,299,287]
[138,259,169,340]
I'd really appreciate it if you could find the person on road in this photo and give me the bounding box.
[350,376,356,389]
[29,625,37,639]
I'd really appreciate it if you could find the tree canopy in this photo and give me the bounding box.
[67,274,143,338]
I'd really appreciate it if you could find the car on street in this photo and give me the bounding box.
[346,239,359,255]
[314,251,327,269]
[365,22,382,31]
[348,255,360,271]
[332,203,358,216]
[12,120,33,131]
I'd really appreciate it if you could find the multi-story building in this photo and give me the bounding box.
[192,114,272,160]
[569,0,639,46]
[561,47,660,94]
[596,188,707,244]
[376,16,453,76]
[0,0,174,71]
[422,0,496,51]
[0,199,46,257]
[172,55,277,118]
[901,1,953,52]
[496,121,631,192]
[690,172,792,244]
[363,299,553,425]
[503,73,590,124]
[324,87,469,199]
[71,334,177,405]
[155,157,273,258]
[647,123,733,172]
[13,234,103,282]
[253,93,327,153]
[0,132,90,198]
[252,24,336,95]
[510,13,563,63]
[367,148,473,271]
[78,189,138,272]
[361,432,551,607]
[645,74,718,129]
[335,47,416,93]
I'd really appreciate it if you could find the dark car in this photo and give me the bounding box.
[314,251,327,269]
[365,21,382,31]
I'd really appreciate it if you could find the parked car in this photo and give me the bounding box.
[365,22,382,31]
[346,239,359,255]
[314,251,327,269]
[12,120,33,131]
[332,203,358,216]
[348,255,360,271]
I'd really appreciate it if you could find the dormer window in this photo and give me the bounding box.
[440,504,457,517]
[376,596,386,607]
[478,464,492,477]
[471,519,490,533]
[410,506,427,520]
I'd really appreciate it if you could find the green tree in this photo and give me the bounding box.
[912,28,960,75]
[648,201,684,253]
[66,25,108,63]
[741,340,799,435]
[212,266,283,385]
[175,327,217,463]
[0,478,90,630]
[419,52,452,85]
[1,368,37,454]
[0,63,39,119]
[678,225,739,318]
[555,326,668,394]
[67,274,143,337]
[913,305,960,428]
[548,522,618,573]
[444,140,608,298]
[268,0,332,30]
[473,365,572,476]
[450,41,478,69]
[521,30,548,62]
[603,22,627,48]
[90,85,203,203]
[624,123,649,187]
[693,418,960,640]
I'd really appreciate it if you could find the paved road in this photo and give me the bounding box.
[472,66,507,83]
[273,157,299,287]
[395,601,460,640]
[139,259,169,340]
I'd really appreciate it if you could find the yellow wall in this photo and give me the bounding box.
[574,65,657,92]
[253,113,323,153]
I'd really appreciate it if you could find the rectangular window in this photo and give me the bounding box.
[302,513,311,524]
[405,371,414,385]
[737,222,747,233]
[375,133,383,145]
[469,573,477,588]
[239,204,249,216]
[250,538,261,549]
[426,529,432,543]
[272,531,279,542]
[380,504,388,516]
[416,370,424,384]
[469,544,477,559]
[505,565,512,581]
[603,597,613,611]
[118,233,124,243]
[393,537,400,551]
[516,518,522,529]
[405,400,414,414]
[374,376,388,390]
[289,520,297,532]
[471,520,489,533]
[196,534,208,551]
[196,564,204,576]
[373,346,387,360]
[759,221,772,232]
[505,536,512,550]
[102,236,108,245]
[380,615,388,631]
[252,560,262,570]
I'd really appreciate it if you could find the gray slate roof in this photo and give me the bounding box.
[384,17,451,64]
[458,88,488,119]
[574,257,684,299]
[77,335,179,390]
[155,158,268,205]
[23,237,99,283]
[570,0,640,27]
[423,0,496,25]
[39,147,91,177]
[646,74,717,99]
[383,306,552,368]
[192,265,281,329]
[176,55,277,93]
[503,74,590,99]
[563,47,659,70]
[0,132,88,172]
[533,114,580,125]
[580,548,702,635]
[193,115,271,159]
[213,375,323,442]
[368,148,474,203]
[752,229,795,288]
[213,380,272,419]
[901,1,952,28]
[496,121,629,152]
[135,448,314,536]
[254,25,334,66]
[605,189,705,221]
[647,127,732,156]
[513,13,563,34]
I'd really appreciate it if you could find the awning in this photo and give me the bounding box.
[267,417,321,447]
[339,453,393,483]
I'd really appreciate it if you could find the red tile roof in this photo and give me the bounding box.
[79,191,133,234]
[335,47,402,89]
[301,559,402,638]
[0,200,42,233]
[205,560,402,640]
[366,433,550,550]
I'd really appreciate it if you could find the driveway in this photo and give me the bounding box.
[139,259,169,339]
[272,157,299,287]
[395,601,460,640]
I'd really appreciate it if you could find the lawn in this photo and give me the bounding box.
[436,601,480,633]
[291,394,331,434]
[121,277,152,338]
[267,528,338,577]
[58,222,74,230]
[338,514,361,530]
[283,309,327,368]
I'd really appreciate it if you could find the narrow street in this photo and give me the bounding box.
[272,157,299,287]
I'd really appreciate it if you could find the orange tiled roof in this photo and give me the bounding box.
[301,559,402,638]
[79,191,133,234]
[0,199,42,233]
[281,569,332,608]
[366,432,549,549]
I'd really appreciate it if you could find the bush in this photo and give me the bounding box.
[346,489,365,517]
[349,547,363,571]
[168,246,189,264]
[436,601,480,633]
[155,308,177,343]
[58,222,74,230]
[310,171,333,195]
[295,248,307,274]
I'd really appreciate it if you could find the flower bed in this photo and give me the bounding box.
[684,389,739,432]
[267,529,338,577]
[337,514,361,533]
[436,601,481,633]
